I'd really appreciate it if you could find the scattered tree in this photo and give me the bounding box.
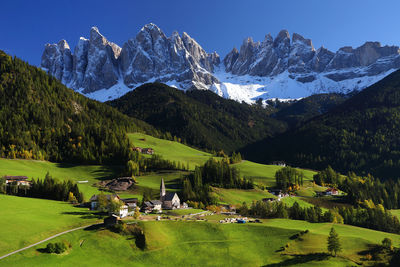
[327,227,342,256]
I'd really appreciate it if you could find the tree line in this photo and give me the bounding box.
[237,199,400,234]
[275,166,304,192]
[314,166,400,210]
[1,173,84,203]
[182,158,254,205]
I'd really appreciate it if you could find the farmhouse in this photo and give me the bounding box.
[143,200,162,213]
[121,198,138,209]
[324,188,339,196]
[142,148,154,155]
[4,176,30,186]
[89,194,120,210]
[272,161,286,167]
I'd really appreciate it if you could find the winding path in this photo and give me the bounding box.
[0,223,101,260]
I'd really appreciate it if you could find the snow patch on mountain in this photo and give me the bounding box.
[41,24,400,104]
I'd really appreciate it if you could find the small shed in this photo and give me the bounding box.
[104,215,120,226]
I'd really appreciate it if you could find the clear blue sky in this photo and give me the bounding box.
[1,0,399,66]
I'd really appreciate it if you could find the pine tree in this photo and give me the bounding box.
[327,227,342,256]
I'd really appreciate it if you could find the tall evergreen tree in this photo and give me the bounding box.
[327,227,342,256]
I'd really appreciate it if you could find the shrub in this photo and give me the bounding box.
[46,243,56,253]
[54,242,67,254]
[45,242,68,254]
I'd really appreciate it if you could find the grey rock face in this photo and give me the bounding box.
[41,27,121,93]
[42,23,219,93]
[41,25,400,102]
[41,40,73,83]
[120,24,219,89]
[225,30,400,82]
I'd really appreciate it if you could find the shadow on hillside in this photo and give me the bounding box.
[263,253,330,267]
[83,223,104,231]
[62,205,104,220]
[62,211,104,220]
[53,162,123,181]
[165,178,182,190]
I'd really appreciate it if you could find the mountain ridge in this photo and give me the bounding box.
[42,24,400,103]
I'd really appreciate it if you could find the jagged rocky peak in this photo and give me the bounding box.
[41,39,73,83]
[42,24,400,103]
[224,29,400,80]
[120,23,219,88]
[41,26,121,93]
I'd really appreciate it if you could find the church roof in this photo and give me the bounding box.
[164,192,178,201]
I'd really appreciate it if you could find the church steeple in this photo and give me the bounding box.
[160,178,166,200]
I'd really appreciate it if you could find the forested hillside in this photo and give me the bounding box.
[242,69,400,179]
[0,51,154,164]
[272,93,347,128]
[108,83,287,153]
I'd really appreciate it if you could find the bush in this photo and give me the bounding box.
[45,241,68,254]
[46,243,55,253]
[54,242,67,254]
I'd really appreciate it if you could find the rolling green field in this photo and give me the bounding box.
[128,133,212,169]
[0,195,100,257]
[211,187,275,205]
[2,218,396,266]
[232,160,317,187]
[0,158,122,198]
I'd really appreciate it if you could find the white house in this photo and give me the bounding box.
[118,204,129,218]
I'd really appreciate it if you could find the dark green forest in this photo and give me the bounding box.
[0,50,155,164]
[242,69,400,179]
[107,83,288,153]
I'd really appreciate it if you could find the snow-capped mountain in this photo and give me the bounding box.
[41,24,400,102]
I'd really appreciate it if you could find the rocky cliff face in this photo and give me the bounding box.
[225,30,400,81]
[41,24,400,102]
[42,24,219,95]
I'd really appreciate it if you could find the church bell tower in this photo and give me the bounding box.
[160,178,166,200]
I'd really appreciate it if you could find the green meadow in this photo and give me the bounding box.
[128,133,212,169]
[2,219,397,266]
[232,160,316,187]
[0,158,122,198]
[0,195,100,257]
[211,187,275,205]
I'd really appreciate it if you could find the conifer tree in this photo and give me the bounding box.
[327,227,342,256]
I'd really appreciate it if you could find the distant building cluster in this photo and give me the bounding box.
[90,178,187,218]
[134,147,154,155]
[143,178,187,213]
[3,176,30,186]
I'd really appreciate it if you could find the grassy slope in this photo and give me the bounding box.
[232,160,316,186]
[211,188,275,205]
[128,133,211,170]
[4,219,396,266]
[0,158,123,199]
[0,195,100,256]
[0,134,318,205]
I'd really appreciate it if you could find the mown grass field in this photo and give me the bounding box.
[2,218,395,266]
[128,133,211,170]
[232,160,317,187]
[0,158,122,198]
[211,187,275,205]
[0,195,100,257]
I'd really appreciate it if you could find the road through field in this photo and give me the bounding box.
[0,223,101,260]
